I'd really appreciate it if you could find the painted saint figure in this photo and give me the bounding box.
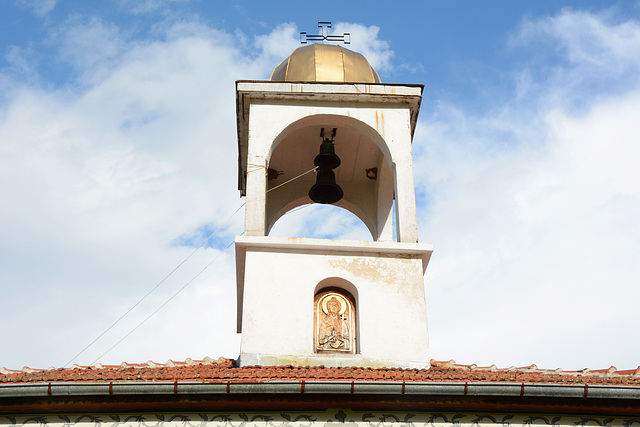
[317,295,350,351]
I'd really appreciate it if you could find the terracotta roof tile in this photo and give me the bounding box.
[1,358,639,385]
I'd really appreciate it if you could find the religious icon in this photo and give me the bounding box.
[315,291,355,352]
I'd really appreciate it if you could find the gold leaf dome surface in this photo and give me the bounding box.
[270,44,381,83]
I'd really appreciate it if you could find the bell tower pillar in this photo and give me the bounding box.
[234,44,433,368]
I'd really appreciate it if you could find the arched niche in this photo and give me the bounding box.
[314,277,359,354]
[265,114,395,242]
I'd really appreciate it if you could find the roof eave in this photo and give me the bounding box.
[2,381,640,416]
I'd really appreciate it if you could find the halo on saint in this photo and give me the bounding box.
[321,293,347,315]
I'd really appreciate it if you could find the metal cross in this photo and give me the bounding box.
[300,21,350,44]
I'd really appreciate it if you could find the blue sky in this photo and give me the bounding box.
[2,0,640,371]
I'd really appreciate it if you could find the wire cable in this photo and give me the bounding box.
[283,203,311,215]
[63,203,246,367]
[267,166,317,193]
[82,165,318,365]
[89,237,238,366]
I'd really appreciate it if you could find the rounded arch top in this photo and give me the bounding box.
[264,112,397,242]
[314,280,358,354]
[267,114,393,169]
[314,277,359,302]
[268,200,375,241]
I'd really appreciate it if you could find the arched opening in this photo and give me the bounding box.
[265,114,395,241]
[268,203,373,240]
[314,280,358,354]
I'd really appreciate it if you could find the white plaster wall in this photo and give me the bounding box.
[237,84,426,367]
[239,239,431,368]
[244,101,418,242]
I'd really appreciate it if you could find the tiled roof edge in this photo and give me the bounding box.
[429,360,640,377]
[2,359,639,385]
[0,357,235,375]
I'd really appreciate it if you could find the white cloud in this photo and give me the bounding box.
[513,8,640,69]
[254,22,300,67]
[509,8,640,110]
[0,21,256,369]
[116,0,190,15]
[14,0,56,16]
[0,14,395,370]
[270,205,372,241]
[51,16,127,84]
[4,46,38,81]
[250,21,395,79]
[251,22,396,80]
[332,23,394,75]
[2,7,638,373]
[417,9,640,370]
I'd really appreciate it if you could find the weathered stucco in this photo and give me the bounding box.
[234,81,431,369]
[236,81,423,243]
[236,237,432,368]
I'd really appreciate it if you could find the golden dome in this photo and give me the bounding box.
[270,44,381,83]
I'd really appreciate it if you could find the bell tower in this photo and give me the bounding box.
[235,43,433,368]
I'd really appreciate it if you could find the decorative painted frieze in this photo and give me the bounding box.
[3,411,639,427]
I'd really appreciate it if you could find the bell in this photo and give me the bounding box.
[313,138,341,169]
[309,168,343,204]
